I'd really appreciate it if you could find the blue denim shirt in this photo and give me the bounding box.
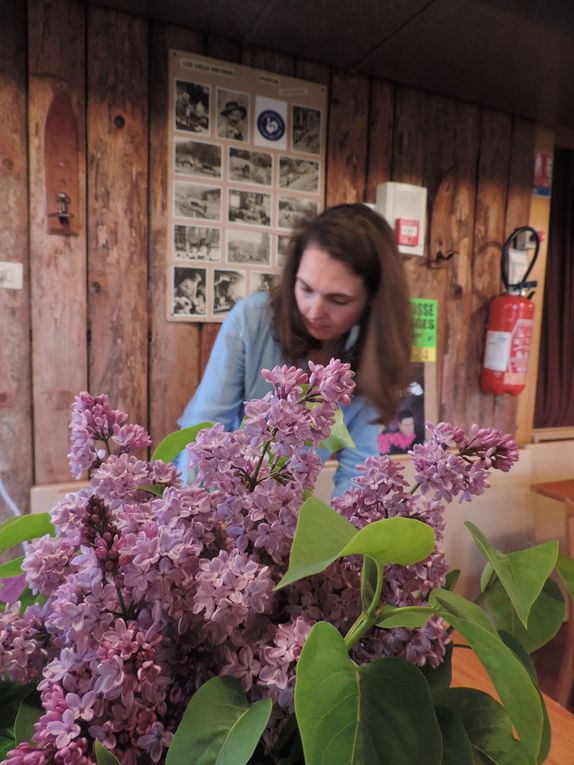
[176,291,379,496]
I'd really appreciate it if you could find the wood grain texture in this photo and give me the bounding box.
[470,109,512,428]
[148,24,204,445]
[325,69,369,206]
[86,5,149,427]
[28,0,87,484]
[0,0,33,517]
[439,103,480,426]
[493,116,535,434]
[365,77,394,203]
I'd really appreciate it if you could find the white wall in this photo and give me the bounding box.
[317,440,574,598]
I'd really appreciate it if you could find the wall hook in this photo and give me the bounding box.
[48,192,73,227]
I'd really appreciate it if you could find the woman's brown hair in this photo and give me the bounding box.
[270,203,413,424]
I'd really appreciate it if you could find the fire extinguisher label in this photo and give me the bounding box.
[483,331,511,372]
[507,318,533,374]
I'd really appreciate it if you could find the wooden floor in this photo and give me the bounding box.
[532,623,574,713]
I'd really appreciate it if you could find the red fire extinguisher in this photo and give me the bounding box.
[480,227,540,396]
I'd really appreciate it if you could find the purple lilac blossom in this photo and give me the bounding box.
[1,362,519,763]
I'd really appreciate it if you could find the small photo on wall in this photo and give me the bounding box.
[228,189,271,227]
[173,224,221,262]
[251,271,277,293]
[279,156,320,193]
[174,139,222,179]
[277,195,318,230]
[172,266,208,317]
[229,148,272,186]
[174,182,222,221]
[213,269,246,315]
[175,80,210,135]
[227,229,271,265]
[276,234,291,266]
[217,89,249,142]
[292,105,321,155]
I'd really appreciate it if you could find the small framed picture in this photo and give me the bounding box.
[291,105,321,154]
[279,156,320,193]
[250,271,277,293]
[217,89,249,142]
[174,80,210,135]
[174,182,222,221]
[173,224,221,262]
[277,195,318,230]
[227,229,271,265]
[174,139,222,180]
[213,269,246,316]
[228,189,271,227]
[171,266,208,317]
[229,147,272,186]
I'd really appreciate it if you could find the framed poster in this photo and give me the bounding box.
[167,51,327,322]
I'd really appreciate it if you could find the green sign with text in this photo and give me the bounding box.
[411,298,437,362]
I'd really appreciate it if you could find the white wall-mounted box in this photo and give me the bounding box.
[375,182,427,256]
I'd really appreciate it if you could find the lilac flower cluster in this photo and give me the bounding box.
[333,422,518,668]
[0,363,519,764]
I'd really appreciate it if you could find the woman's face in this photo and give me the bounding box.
[295,245,369,343]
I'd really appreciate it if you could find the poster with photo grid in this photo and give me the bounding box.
[167,50,327,322]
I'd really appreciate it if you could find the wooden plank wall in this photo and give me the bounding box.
[0,0,535,521]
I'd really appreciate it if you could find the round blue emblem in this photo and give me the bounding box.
[257,110,285,141]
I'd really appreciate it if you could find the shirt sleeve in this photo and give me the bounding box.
[175,303,248,478]
[331,397,379,497]
[178,306,248,432]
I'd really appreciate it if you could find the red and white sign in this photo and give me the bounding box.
[396,218,420,247]
[533,151,553,195]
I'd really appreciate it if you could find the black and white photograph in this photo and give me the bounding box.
[172,266,208,317]
[174,182,222,220]
[279,157,320,193]
[277,196,318,229]
[217,89,249,141]
[227,230,271,265]
[228,189,271,227]
[173,224,221,262]
[250,271,276,292]
[229,148,272,186]
[175,80,210,135]
[174,139,222,179]
[276,235,290,266]
[213,269,246,314]
[291,105,321,154]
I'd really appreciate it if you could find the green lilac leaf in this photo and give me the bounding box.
[295,621,442,765]
[95,740,122,765]
[0,514,54,553]
[444,569,461,592]
[466,521,558,628]
[434,688,534,765]
[137,483,166,497]
[319,405,355,452]
[434,705,474,765]
[375,604,434,628]
[277,501,434,590]
[0,556,24,578]
[483,577,564,652]
[14,691,42,745]
[0,679,36,731]
[430,588,544,761]
[275,498,356,589]
[165,676,272,765]
[359,555,379,612]
[556,550,574,600]
[151,423,213,463]
[423,642,453,697]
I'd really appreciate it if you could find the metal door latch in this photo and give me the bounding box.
[48,192,73,226]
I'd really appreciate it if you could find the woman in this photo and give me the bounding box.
[176,203,413,495]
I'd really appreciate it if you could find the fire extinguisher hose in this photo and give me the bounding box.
[501,226,540,292]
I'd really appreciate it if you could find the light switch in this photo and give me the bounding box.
[0,261,23,290]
